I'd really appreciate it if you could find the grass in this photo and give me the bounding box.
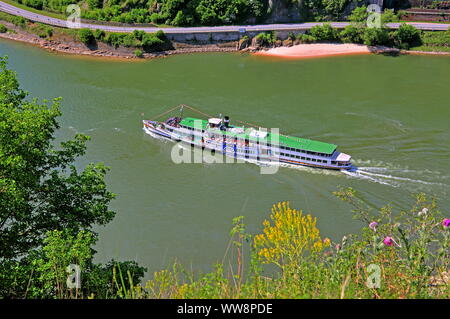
[410,45,450,52]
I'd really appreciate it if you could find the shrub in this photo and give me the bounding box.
[22,0,43,10]
[339,25,364,44]
[132,30,146,41]
[31,23,53,38]
[150,13,161,24]
[103,32,126,48]
[309,24,339,42]
[362,27,390,46]
[12,16,27,28]
[255,32,275,46]
[141,33,164,51]
[78,28,95,45]
[93,29,105,40]
[0,24,7,33]
[87,0,102,9]
[296,33,316,44]
[155,30,166,40]
[287,32,296,41]
[392,24,421,49]
[134,49,143,57]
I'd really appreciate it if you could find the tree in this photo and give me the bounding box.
[348,5,368,24]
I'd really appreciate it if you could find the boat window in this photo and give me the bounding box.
[301,157,305,160]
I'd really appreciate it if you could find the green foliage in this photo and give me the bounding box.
[12,16,27,27]
[134,48,143,57]
[115,194,449,299]
[348,5,368,23]
[392,23,421,49]
[303,0,351,22]
[255,31,276,46]
[87,0,103,10]
[78,28,95,45]
[78,0,266,26]
[0,24,7,33]
[309,23,339,41]
[296,33,316,43]
[0,57,146,298]
[101,30,168,51]
[93,29,105,40]
[420,30,450,47]
[30,22,53,38]
[21,0,43,10]
[362,27,390,46]
[103,32,126,48]
[28,230,95,298]
[0,56,115,262]
[339,24,364,43]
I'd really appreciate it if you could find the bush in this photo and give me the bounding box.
[362,27,390,46]
[87,0,103,10]
[255,32,276,46]
[392,24,421,49]
[134,49,143,58]
[93,29,105,41]
[309,24,339,42]
[78,28,95,45]
[296,33,316,44]
[12,16,27,28]
[141,33,164,51]
[103,32,126,48]
[0,24,7,33]
[22,0,43,10]
[30,23,53,38]
[339,25,364,44]
[420,30,450,47]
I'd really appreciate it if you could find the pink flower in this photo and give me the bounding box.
[369,221,378,231]
[443,218,450,228]
[383,236,394,247]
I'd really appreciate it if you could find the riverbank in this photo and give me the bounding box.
[0,21,238,60]
[1,17,449,60]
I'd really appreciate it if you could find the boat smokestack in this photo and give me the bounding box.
[224,116,230,128]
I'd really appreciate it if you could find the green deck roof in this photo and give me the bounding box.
[179,117,337,155]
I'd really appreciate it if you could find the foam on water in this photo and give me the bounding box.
[149,135,449,194]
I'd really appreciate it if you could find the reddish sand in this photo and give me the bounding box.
[254,43,372,59]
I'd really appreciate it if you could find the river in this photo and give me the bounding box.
[2,39,450,276]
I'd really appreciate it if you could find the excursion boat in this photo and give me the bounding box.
[143,109,352,170]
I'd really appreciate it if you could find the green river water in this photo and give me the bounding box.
[2,39,450,276]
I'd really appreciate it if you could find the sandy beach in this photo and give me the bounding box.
[254,43,373,58]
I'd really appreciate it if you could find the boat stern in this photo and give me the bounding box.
[335,152,352,170]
